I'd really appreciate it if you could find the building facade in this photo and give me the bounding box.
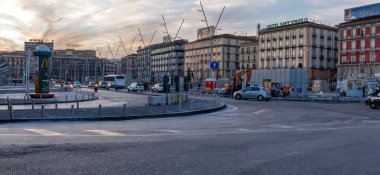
[121,54,138,82]
[0,51,24,83]
[151,39,187,83]
[136,46,152,83]
[239,39,258,70]
[185,34,254,81]
[258,19,338,81]
[51,49,113,83]
[337,8,380,80]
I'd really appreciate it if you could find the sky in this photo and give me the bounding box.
[0,0,378,58]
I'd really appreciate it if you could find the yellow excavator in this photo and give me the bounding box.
[234,68,253,91]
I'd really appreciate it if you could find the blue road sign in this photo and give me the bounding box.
[210,61,219,70]
[297,87,302,93]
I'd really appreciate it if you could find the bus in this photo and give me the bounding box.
[104,75,126,90]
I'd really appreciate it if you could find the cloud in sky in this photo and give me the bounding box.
[0,0,378,58]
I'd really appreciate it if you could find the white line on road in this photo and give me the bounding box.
[24,129,63,136]
[254,109,269,114]
[85,130,125,136]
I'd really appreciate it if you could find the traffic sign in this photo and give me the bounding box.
[297,87,302,93]
[210,61,219,70]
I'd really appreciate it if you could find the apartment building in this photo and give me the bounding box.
[239,38,258,70]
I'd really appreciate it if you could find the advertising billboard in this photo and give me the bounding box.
[197,26,215,40]
[345,3,380,21]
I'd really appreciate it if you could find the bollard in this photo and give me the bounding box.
[163,104,167,113]
[41,104,45,118]
[145,104,148,114]
[32,100,35,110]
[179,100,182,112]
[55,100,58,110]
[66,95,68,102]
[7,98,10,111]
[98,104,102,117]
[123,104,126,116]
[71,105,74,117]
[76,100,79,109]
[9,105,13,119]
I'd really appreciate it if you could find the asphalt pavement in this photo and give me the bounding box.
[0,96,379,174]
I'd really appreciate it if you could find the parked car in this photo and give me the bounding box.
[73,82,82,88]
[234,86,271,101]
[128,82,144,92]
[99,81,108,89]
[366,87,380,105]
[369,88,380,109]
[152,83,164,93]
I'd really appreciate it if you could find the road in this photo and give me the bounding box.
[0,94,380,174]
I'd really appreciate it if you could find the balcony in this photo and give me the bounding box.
[350,49,356,53]
[326,45,332,49]
[319,55,324,60]
[327,35,332,39]
[299,32,304,37]
[312,54,317,58]
[327,56,332,60]
[320,34,325,38]
[320,44,325,48]
[312,33,317,37]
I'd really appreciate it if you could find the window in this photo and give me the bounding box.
[342,56,347,63]
[361,39,365,49]
[352,28,356,38]
[372,26,376,35]
[300,49,304,57]
[361,28,366,37]
[371,38,375,49]
[352,41,356,50]
[351,55,356,63]
[292,38,296,46]
[343,30,347,38]
[299,38,304,45]
[360,55,365,63]
[370,53,376,62]
[292,49,296,57]
[342,41,346,51]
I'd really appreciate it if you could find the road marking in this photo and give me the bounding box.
[254,109,269,114]
[85,130,125,136]
[24,129,63,136]
[156,130,182,134]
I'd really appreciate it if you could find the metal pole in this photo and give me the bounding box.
[41,104,45,118]
[76,99,79,109]
[55,100,58,110]
[179,100,182,112]
[9,105,13,119]
[71,105,74,117]
[98,104,102,117]
[123,104,126,116]
[32,100,35,110]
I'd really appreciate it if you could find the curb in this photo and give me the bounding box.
[0,104,227,123]
[0,96,99,106]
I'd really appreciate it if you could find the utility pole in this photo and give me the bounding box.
[200,1,225,80]
[162,14,185,103]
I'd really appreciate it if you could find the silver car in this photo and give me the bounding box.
[234,86,271,101]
